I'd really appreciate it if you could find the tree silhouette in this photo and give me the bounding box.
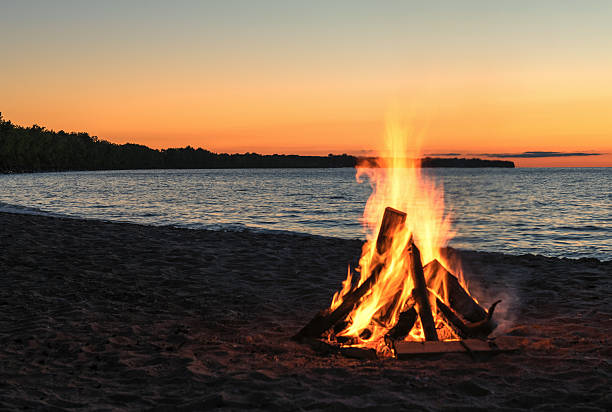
[0,114,513,173]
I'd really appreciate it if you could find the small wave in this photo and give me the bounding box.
[553,225,609,232]
[0,202,60,218]
[193,222,251,232]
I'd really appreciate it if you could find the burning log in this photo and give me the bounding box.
[386,306,417,341]
[463,300,501,339]
[292,207,406,341]
[407,239,438,341]
[376,207,407,254]
[373,290,411,326]
[436,297,501,339]
[291,265,382,341]
[435,297,468,339]
[423,259,487,323]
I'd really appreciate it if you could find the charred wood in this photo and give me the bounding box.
[435,298,468,339]
[386,306,418,341]
[463,300,501,339]
[407,240,438,341]
[292,207,406,341]
[436,297,501,339]
[291,264,383,341]
[376,207,407,255]
[423,259,487,322]
[373,290,413,327]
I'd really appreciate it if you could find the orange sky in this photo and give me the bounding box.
[1,2,611,167]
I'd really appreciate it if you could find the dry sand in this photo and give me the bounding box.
[0,211,610,411]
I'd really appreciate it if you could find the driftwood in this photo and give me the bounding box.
[423,259,487,322]
[292,207,406,341]
[407,239,438,341]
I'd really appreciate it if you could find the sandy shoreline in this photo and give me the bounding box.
[0,211,610,410]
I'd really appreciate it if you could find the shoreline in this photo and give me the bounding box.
[1,211,610,409]
[0,208,609,263]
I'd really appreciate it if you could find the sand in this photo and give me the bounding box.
[0,211,610,411]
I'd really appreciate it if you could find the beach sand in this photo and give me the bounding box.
[0,211,610,410]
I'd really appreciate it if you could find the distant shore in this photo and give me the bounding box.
[0,156,515,174]
[0,211,609,409]
[1,115,514,173]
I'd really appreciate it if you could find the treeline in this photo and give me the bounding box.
[0,115,355,172]
[0,114,514,173]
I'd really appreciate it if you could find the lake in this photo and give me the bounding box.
[1,168,610,261]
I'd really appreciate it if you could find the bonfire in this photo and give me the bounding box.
[294,122,513,359]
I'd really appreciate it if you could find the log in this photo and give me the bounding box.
[386,306,417,341]
[376,207,407,255]
[340,347,378,360]
[407,239,438,341]
[462,300,501,339]
[373,290,410,326]
[394,338,517,358]
[435,297,468,339]
[292,207,406,341]
[436,297,501,339]
[423,259,487,322]
[292,264,382,341]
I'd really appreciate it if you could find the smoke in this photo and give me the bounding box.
[488,289,521,337]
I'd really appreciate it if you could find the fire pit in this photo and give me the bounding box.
[293,123,518,359]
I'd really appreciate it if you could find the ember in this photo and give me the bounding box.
[293,121,514,358]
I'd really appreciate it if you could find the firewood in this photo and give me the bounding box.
[394,338,516,358]
[373,290,411,326]
[292,207,406,341]
[376,207,407,254]
[407,239,438,341]
[292,263,383,341]
[423,259,487,322]
[435,297,468,339]
[436,297,501,339]
[340,347,378,360]
[385,306,417,341]
[462,300,501,339]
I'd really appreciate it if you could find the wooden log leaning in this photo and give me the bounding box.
[407,239,438,341]
[373,290,410,326]
[292,207,406,341]
[435,297,468,339]
[436,297,501,339]
[423,259,487,323]
[376,207,407,255]
[386,306,418,341]
[292,264,382,341]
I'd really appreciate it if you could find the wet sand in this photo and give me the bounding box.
[0,211,610,410]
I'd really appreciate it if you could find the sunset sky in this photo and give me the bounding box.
[1,1,611,166]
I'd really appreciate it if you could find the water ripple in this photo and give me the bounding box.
[0,168,610,260]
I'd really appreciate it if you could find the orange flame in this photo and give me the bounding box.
[330,119,471,348]
[330,266,353,311]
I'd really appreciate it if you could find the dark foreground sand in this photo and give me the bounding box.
[0,212,610,411]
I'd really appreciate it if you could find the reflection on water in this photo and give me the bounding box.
[0,168,610,260]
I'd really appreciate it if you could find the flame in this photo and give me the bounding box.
[330,266,353,311]
[330,119,472,348]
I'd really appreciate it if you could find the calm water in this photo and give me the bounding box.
[1,168,610,261]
